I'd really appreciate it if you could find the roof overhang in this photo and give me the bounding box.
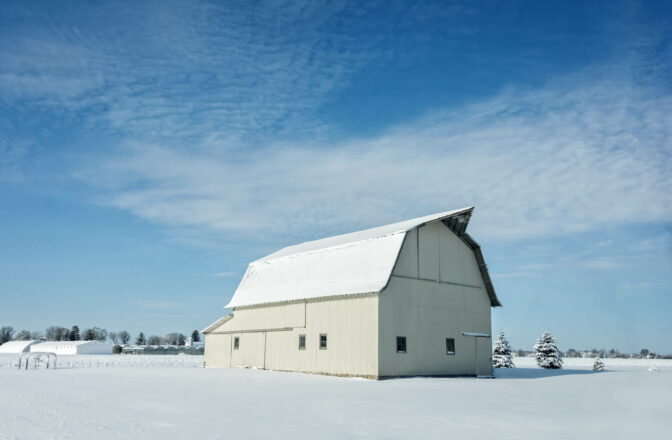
[440,210,501,307]
[201,314,233,334]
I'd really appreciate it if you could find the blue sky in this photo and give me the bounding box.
[1,0,670,352]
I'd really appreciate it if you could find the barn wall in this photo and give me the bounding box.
[204,333,231,367]
[204,295,379,377]
[381,220,492,377]
[206,302,305,332]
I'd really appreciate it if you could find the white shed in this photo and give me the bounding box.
[30,340,113,355]
[204,207,501,379]
[0,340,40,354]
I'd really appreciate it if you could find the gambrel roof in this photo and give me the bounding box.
[225,206,500,309]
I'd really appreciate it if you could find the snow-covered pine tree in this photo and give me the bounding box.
[136,332,146,345]
[593,357,605,371]
[68,325,80,341]
[533,331,563,369]
[492,332,515,368]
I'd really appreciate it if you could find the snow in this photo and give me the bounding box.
[1,355,670,439]
[226,207,473,308]
[0,354,204,369]
[0,340,38,353]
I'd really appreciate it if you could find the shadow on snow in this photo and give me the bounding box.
[495,367,603,379]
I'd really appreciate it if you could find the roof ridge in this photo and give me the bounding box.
[256,206,474,262]
[252,230,407,265]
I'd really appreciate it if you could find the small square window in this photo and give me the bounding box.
[234,336,240,350]
[319,334,327,350]
[446,338,455,355]
[396,336,407,353]
[298,334,306,350]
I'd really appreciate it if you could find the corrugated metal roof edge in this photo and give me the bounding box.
[222,206,501,310]
[202,314,234,334]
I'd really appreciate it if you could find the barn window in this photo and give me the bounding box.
[298,334,306,350]
[319,334,327,350]
[396,336,407,353]
[234,336,240,350]
[446,338,455,355]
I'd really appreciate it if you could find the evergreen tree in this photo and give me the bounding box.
[191,330,201,343]
[178,333,186,346]
[533,331,563,369]
[68,325,81,341]
[593,357,605,371]
[136,332,146,345]
[82,328,95,341]
[492,332,515,368]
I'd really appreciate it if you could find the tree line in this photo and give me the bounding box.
[0,325,201,347]
[492,330,671,372]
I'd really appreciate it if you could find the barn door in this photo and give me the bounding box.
[463,332,492,378]
[475,336,493,377]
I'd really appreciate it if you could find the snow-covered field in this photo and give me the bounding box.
[0,354,204,369]
[1,355,670,440]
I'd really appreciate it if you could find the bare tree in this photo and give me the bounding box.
[45,326,69,341]
[178,333,186,346]
[163,333,181,345]
[15,330,32,341]
[0,326,15,344]
[30,331,44,340]
[147,335,161,345]
[118,331,130,344]
[109,332,119,344]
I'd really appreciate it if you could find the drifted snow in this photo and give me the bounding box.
[226,207,473,308]
[0,356,670,439]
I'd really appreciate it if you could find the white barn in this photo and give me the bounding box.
[30,340,113,355]
[203,207,501,379]
[0,340,39,354]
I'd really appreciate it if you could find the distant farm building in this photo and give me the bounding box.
[121,345,204,355]
[203,207,500,379]
[30,340,113,355]
[0,340,39,354]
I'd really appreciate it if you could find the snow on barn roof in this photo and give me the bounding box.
[225,207,501,309]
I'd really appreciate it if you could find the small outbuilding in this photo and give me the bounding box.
[203,206,501,379]
[0,340,40,354]
[30,340,113,355]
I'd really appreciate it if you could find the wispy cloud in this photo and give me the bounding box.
[212,272,236,278]
[0,2,472,146]
[579,258,624,271]
[2,2,670,247]
[77,70,672,244]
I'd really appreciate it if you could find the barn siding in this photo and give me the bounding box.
[380,220,492,377]
[204,333,231,367]
[204,295,379,377]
